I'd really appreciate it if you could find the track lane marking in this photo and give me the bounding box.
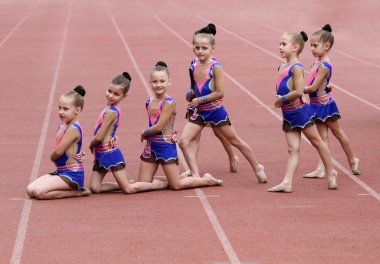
[154,13,380,202]
[10,5,72,264]
[108,10,241,264]
[0,0,40,49]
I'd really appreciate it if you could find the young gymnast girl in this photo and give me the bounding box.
[179,23,267,183]
[268,31,337,193]
[138,61,223,189]
[89,72,167,194]
[181,56,239,177]
[303,24,360,178]
[27,85,90,199]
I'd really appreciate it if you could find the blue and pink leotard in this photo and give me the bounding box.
[276,62,314,131]
[53,123,85,189]
[307,61,340,122]
[141,96,178,164]
[187,57,230,127]
[93,106,125,170]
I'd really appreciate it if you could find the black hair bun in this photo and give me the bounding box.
[199,23,217,35]
[74,85,86,97]
[122,72,131,81]
[300,31,308,42]
[155,61,168,67]
[322,24,332,32]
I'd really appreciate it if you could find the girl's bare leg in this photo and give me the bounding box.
[303,125,337,189]
[268,131,301,193]
[327,119,360,175]
[213,125,266,183]
[163,163,222,190]
[178,122,204,177]
[212,128,239,172]
[90,170,119,193]
[29,175,86,199]
[304,123,327,178]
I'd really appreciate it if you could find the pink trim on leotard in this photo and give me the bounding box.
[276,64,291,91]
[193,61,216,94]
[147,97,168,125]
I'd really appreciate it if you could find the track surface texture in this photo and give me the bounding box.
[1,0,379,263]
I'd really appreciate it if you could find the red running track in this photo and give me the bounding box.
[1,0,379,263]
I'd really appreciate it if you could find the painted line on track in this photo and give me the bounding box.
[196,12,380,112]
[237,11,380,70]
[0,0,40,49]
[10,5,72,264]
[154,14,380,202]
[108,10,241,264]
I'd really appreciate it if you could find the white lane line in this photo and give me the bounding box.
[108,11,241,264]
[10,5,72,264]
[154,14,380,202]
[237,11,380,70]
[0,0,40,49]
[196,12,380,112]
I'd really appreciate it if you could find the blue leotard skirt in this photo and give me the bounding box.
[282,104,315,130]
[310,100,340,123]
[55,169,85,190]
[94,148,126,170]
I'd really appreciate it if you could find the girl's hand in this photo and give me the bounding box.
[274,95,283,108]
[171,131,178,142]
[141,130,146,142]
[326,83,333,92]
[191,97,200,108]
[89,144,95,154]
[75,151,86,162]
[109,136,118,149]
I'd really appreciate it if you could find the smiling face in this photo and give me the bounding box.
[149,70,171,97]
[193,35,215,64]
[58,95,80,124]
[105,83,126,106]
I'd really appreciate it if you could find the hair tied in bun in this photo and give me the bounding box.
[122,72,132,81]
[155,61,168,67]
[300,31,308,42]
[199,23,217,35]
[74,85,86,97]
[322,24,332,32]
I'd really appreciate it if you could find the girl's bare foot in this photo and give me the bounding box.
[267,182,292,193]
[203,173,223,186]
[255,164,267,183]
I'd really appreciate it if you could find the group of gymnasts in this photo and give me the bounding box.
[26,23,360,199]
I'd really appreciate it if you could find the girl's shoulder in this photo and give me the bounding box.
[320,61,332,70]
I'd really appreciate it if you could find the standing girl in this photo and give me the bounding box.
[27,86,90,199]
[138,61,223,189]
[181,56,239,177]
[268,31,337,193]
[179,23,267,183]
[303,24,360,178]
[89,72,167,194]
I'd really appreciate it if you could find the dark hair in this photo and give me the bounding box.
[313,24,334,49]
[112,71,132,94]
[151,61,170,77]
[64,85,86,109]
[193,23,217,45]
[195,23,216,35]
